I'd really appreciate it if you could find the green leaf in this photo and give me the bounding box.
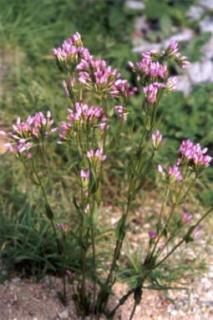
[45,203,54,220]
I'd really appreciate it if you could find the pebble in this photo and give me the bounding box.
[187,60,213,83]
[199,0,213,10]
[133,41,161,53]
[175,75,192,96]
[134,16,149,36]
[58,309,69,319]
[199,17,213,33]
[202,35,213,59]
[11,277,21,284]
[126,0,145,11]
[165,28,194,44]
[187,6,205,21]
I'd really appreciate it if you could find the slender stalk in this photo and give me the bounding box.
[109,287,135,318]
[62,273,67,305]
[30,160,68,303]
[97,107,157,311]
[155,206,212,269]
[90,200,97,316]
[149,200,176,260]
[79,211,87,308]
[149,174,198,260]
[102,184,134,292]
[129,301,137,320]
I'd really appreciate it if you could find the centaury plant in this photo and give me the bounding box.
[2,34,212,319]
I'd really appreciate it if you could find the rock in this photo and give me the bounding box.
[187,60,213,84]
[199,17,213,33]
[199,0,213,10]
[58,309,69,319]
[134,16,149,35]
[202,35,213,59]
[165,29,194,45]
[133,41,161,53]
[126,0,145,11]
[11,277,21,284]
[187,5,204,21]
[175,75,192,96]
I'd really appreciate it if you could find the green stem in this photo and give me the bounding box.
[128,301,137,320]
[153,206,212,271]
[90,199,97,315]
[149,199,175,260]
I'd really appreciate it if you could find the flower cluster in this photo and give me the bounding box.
[53,32,134,101]
[152,130,162,149]
[181,211,192,224]
[132,51,168,80]
[6,112,54,157]
[53,32,91,65]
[76,57,134,98]
[128,41,190,105]
[158,138,212,183]
[168,165,183,182]
[157,163,183,182]
[143,82,165,104]
[59,103,106,140]
[165,41,190,68]
[87,148,106,162]
[111,79,136,98]
[179,139,212,167]
[77,58,119,86]
[114,105,125,119]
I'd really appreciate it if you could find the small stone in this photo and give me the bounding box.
[134,16,149,35]
[58,309,69,319]
[199,0,213,10]
[175,75,192,96]
[126,0,145,10]
[199,17,213,33]
[202,35,213,60]
[11,277,21,284]
[165,29,194,44]
[187,5,204,21]
[133,41,161,53]
[188,60,213,83]
[111,217,118,225]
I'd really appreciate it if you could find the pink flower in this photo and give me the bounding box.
[157,164,164,175]
[179,139,212,167]
[7,111,54,157]
[77,57,133,98]
[168,165,183,182]
[53,33,91,64]
[152,130,162,149]
[166,41,179,57]
[148,230,157,239]
[192,227,201,240]
[58,122,71,140]
[166,41,190,69]
[114,105,125,119]
[179,55,190,69]
[58,103,107,141]
[144,82,165,104]
[87,148,106,162]
[77,58,119,87]
[132,51,168,80]
[111,79,135,98]
[182,211,192,224]
[80,169,90,181]
[166,77,176,91]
